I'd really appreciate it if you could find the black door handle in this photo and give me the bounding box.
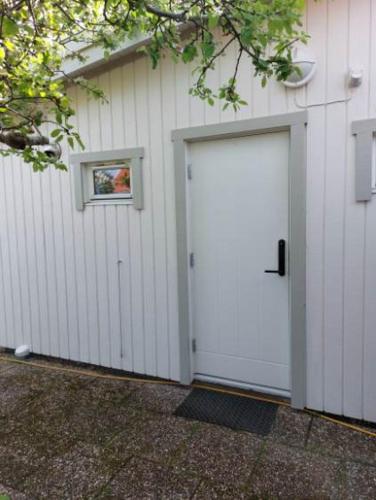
[264,239,286,276]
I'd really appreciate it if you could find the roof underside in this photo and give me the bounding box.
[62,34,150,78]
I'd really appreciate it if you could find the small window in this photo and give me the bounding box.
[88,161,132,200]
[70,148,144,211]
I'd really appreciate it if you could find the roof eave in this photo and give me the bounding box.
[61,34,150,78]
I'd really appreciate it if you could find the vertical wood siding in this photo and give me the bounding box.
[0,0,375,420]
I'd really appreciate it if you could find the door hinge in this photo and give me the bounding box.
[189,252,195,268]
[192,339,197,352]
[187,163,192,180]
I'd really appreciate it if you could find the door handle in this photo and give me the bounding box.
[264,239,286,276]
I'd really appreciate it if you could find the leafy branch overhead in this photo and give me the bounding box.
[0,0,308,170]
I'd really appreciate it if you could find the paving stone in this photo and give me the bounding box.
[340,461,376,499]
[0,365,44,417]
[62,378,140,446]
[248,442,342,498]
[0,484,28,500]
[173,421,263,487]
[21,445,112,499]
[0,379,98,461]
[72,377,135,408]
[0,408,75,463]
[0,445,45,493]
[0,362,94,419]
[102,412,196,468]
[307,417,376,465]
[268,405,312,448]
[192,480,251,499]
[127,381,191,415]
[97,457,199,499]
[0,361,15,373]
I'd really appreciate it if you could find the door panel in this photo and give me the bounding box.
[190,132,290,391]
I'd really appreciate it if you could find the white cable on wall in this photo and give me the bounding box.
[293,94,353,109]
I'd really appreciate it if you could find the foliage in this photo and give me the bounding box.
[0,0,308,170]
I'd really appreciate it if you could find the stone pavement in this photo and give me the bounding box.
[0,356,375,499]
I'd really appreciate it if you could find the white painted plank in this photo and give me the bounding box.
[60,142,80,361]
[94,205,111,366]
[21,160,41,353]
[305,107,326,411]
[304,0,328,410]
[0,158,15,348]
[323,103,346,415]
[122,62,138,147]
[306,0,328,106]
[176,60,190,130]
[116,205,134,372]
[49,166,69,359]
[110,66,126,149]
[122,60,144,374]
[161,56,181,381]
[362,0,376,422]
[148,60,170,378]
[343,0,370,419]
[38,162,59,355]
[83,78,103,365]
[135,57,157,376]
[97,71,118,369]
[71,85,91,363]
[83,208,101,365]
[28,165,51,356]
[12,158,33,349]
[0,227,9,347]
[105,205,122,369]
[4,157,27,349]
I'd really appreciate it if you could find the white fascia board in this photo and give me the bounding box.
[61,34,150,77]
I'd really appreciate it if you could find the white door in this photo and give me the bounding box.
[189,131,290,394]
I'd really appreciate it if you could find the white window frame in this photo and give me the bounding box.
[372,134,376,194]
[70,148,144,210]
[352,119,376,202]
[86,161,133,201]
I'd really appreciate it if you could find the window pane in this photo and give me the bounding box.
[93,166,131,195]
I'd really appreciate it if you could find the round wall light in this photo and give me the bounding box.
[282,48,317,89]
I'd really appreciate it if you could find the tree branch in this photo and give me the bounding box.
[0,132,49,149]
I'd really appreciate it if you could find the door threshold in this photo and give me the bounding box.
[194,374,291,401]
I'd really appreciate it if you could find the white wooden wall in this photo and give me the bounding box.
[0,0,375,421]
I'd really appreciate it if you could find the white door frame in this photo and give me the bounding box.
[172,111,307,409]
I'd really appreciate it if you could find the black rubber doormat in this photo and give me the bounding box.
[174,388,278,436]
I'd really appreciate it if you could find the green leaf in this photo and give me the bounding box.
[0,48,4,61]
[68,136,74,149]
[207,14,218,30]
[3,18,19,37]
[201,40,215,59]
[182,44,197,63]
[51,128,61,138]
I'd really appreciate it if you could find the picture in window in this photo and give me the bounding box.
[93,165,131,196]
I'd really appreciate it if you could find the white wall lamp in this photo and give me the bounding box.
[282,48,317,89]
